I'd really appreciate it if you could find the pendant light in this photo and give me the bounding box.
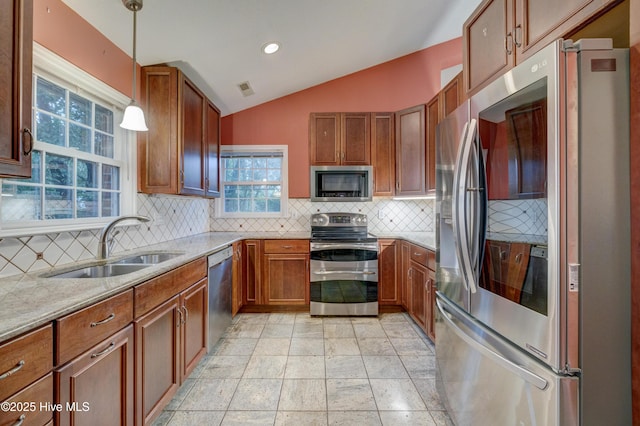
[120,0,148,131]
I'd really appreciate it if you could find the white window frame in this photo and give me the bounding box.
[0,43,137,237]
[216,145,288,218]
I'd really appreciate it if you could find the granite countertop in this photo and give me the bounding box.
[0,230,434,342]
[372,232,436,251]
[0,231,309,342]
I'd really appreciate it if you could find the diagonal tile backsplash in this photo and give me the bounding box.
[0,194,434,278]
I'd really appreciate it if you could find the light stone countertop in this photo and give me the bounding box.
[0,230,435,342]
[0,231,308,342]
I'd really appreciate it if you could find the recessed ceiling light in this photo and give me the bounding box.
[262,42,280,54]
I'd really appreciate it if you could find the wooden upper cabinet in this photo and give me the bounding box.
[309,113,370,165]
[138,65,220,197]
[425,97,439,195]
[464,0,621,94]
[395,105,426,196]
[0,0,33,178]
[205,100,221,198]
[371,112,395,196]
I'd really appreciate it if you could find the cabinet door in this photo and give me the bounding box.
[56,325,134,426]
[0,373,52,426]
[135,296,180,426]
[243,240,262,304]
[371,112,395,196]
[138,67,179,194]
[400,242,411,308]
[205,100,221,198]
[0,0,33,178]
[464,0,514,94]
[309,113,340,165]
[409,263,427,330]
[180,77,206,196]
[341,113,370,165]
[516,0,619,60]
[425,96,439,195]
[395,105,426,196]
[378,239,401,305]
[180,278,208,380]
[442,72,464,117]
[263,254,309,304]
[232,241,243,316]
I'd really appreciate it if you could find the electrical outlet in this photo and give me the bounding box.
[378,209,385,219]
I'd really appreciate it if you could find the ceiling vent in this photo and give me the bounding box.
[237,81,255,97]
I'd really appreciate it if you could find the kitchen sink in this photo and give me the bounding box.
[109,252,183,265]
[43,251,184,279]
[47,263,150,279]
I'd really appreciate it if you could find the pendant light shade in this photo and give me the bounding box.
[119,0,148,131]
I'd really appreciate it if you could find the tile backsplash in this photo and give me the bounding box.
[0,195,433,278]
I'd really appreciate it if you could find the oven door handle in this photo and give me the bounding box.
[313,270,377,275]
[310,243,378,251]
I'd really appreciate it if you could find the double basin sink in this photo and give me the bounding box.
[44,252,184,279]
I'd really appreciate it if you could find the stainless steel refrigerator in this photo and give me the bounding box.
[435,38,631,426]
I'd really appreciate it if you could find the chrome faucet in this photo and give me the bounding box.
[97,215,151,259]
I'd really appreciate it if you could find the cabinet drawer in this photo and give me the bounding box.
[55,290,133,366]
[0,373,53,426]
[0,325,53,402]
[409,245,435,270]
[263,240,309,254]
[134,257,207,318]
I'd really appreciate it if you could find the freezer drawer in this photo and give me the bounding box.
[435,294,578,426]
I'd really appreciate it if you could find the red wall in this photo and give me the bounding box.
[221,38,463,198]
[33,0,135,99]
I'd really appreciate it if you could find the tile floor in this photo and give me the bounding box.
[152,312,453,426]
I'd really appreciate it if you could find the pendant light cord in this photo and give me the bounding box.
[131,8,137,102]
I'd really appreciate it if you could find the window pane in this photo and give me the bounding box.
[267,185,281,197]
[267,198,281,212]
[224,168,239,181]
[224,198,238,212]
[69,93,92,125]
[95,105,114,133]
[253,158,266,168]
[77,190,99,217]
[253,168,267,181]
[36,77,66,116]
[253,199,266,212]
[95,132,114,158]
[102,192,119,216]
[224,185,238,198]
[267,158,281,169]
[239,158,252,169]
[45,154,73,186]
[239,199,251,212]
[1,185,42,220]
[69,123,91,153]
[224,158,238,169]
[77,159,98,188]
[36,112,66,147]
[45,188,73,219]
[252,185,266,198]
[267,168,281,181]
[102,165,120,190]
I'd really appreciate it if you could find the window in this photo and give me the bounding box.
[218,146,288,217]
[0,45,136,236]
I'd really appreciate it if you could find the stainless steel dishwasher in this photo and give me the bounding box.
[207,246,233,351]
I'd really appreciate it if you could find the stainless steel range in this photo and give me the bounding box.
[309,212,378,316]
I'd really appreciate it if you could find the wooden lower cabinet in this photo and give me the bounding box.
[135,278,208,426]
[262,240,309,305]
[408,261,428,330]
[0,373,53,426]
[232,241,243,315]
[242,240,262,305]
[426,268,436,341]
[378,239,401,305]
[55,325,134,426]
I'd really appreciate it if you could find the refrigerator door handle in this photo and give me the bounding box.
[455,119,478,293]
[452,122,470,291]
[436,296,549,391]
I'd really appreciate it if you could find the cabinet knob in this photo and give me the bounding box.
[22,128,33,155]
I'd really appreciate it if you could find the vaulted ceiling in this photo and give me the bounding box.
[62,0,481,115]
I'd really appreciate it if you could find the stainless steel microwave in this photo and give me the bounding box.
[310,165,373,202]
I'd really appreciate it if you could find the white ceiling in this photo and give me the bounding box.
[61,0,481,116]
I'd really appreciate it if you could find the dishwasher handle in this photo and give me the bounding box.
[208,246,234,267]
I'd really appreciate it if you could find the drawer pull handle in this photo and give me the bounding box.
[282,245,293,249]
[413,252,422,256]
[90,313,115,328]
[91,342,115,358]
[13,414,26,426]
[0,360,25,380]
